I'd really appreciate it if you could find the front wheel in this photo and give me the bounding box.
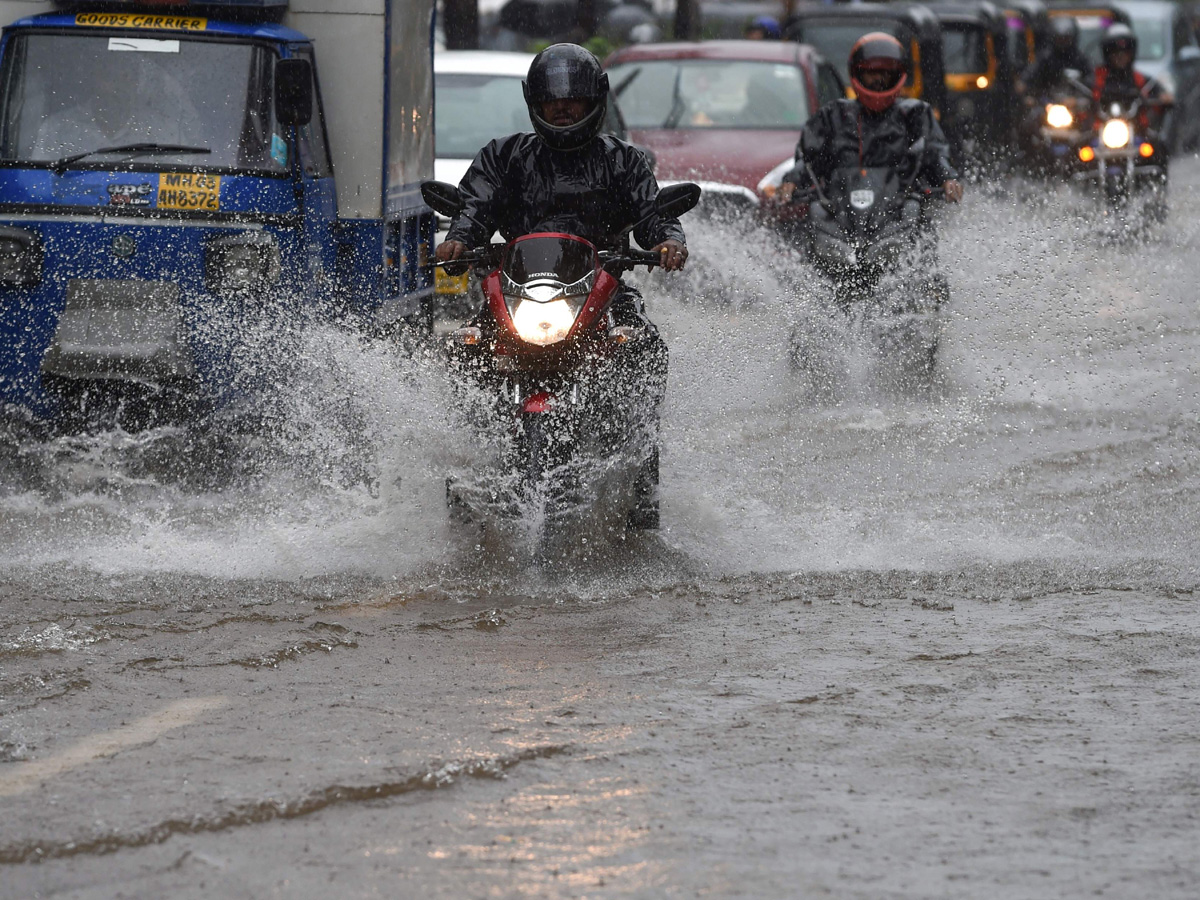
[628,445,660,530]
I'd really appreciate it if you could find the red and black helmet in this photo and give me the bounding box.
[849,32,908,113]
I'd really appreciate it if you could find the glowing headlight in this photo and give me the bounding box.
[1045,103,1073,129]
[507,296,581,346]
[1101,119,1132,149]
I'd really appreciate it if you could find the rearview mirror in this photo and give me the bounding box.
[421,180,465,217]
[655,182,702,219]
[275,58,313,127]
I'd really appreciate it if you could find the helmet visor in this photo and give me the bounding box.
[525,60,606,103]
[854,64,905,91]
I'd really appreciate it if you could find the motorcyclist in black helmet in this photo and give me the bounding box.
[434,44,686,517]
[437,44,686,269]
[1018,16,1093,100]
[437,43,685,333]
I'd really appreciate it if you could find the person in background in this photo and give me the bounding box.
[744,16,782,40]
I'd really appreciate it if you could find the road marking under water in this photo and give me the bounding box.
[0,696,227,797]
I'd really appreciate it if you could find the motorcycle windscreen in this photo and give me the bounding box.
[500,235,597,346]
[827,167,904,205]
[502,234,597,289]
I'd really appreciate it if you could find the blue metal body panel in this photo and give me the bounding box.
[54,0,289,7]
[0,169,298,218]
[0,5,434,422]
[10,13,309,42]
[0,214,304,415]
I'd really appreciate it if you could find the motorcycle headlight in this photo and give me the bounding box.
[505,295,584,346]
[1045,103,1073,129]
[1101,119,1132,149]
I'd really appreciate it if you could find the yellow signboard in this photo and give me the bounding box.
[157,173,221,212]
[76,14,208,31]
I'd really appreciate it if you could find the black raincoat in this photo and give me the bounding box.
[783,98,958,191]
[445,132,685,252]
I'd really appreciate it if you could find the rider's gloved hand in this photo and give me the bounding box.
[943,180,964,203]
[653,239,688,271]
[436,240,466,262]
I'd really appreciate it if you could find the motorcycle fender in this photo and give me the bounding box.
[863,234,907,268]
[522,391,555,414]
[810,228,853,265]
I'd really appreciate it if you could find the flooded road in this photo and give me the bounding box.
[1,160,1198,898]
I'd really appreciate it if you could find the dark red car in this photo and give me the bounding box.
[604,41,845,207]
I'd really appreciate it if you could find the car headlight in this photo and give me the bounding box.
[205,232,282,296]
[0,226,42,288]
[1045,103,1073,129]
[1101,119,1132,149]
[506,295,584,346]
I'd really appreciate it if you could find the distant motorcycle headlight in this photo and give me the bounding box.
[1045,103,1073,129]
[506,295,583,346]
[1101,119,1132,149]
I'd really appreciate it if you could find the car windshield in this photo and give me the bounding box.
[0,32,283,171]
[1129,16,1169,60]
[606,59,808,130]
[942,25,990,74]
[795,20,904,83]
[503,235,595,286]
[435,72,530,158]
[435,69,626,159]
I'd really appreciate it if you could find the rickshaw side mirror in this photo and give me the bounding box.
[276,58,314,127]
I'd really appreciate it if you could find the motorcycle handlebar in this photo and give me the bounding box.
[598,248,662,270]
[437,245,663,274]
[628,249,663,266]
[434,245,502,275]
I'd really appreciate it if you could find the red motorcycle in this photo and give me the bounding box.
[420,181,700,547]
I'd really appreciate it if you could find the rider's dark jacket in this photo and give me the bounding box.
[782,98,958,190]
[1022,46,1093,96]
[445,132,685,252]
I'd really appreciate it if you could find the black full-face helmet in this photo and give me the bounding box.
[1048,15,1080,51]
[523,43,610,152]
[1101,23,1138,66]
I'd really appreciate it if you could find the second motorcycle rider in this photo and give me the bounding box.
[779,33,964,212]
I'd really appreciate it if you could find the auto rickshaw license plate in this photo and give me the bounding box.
[435,269,469,295]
